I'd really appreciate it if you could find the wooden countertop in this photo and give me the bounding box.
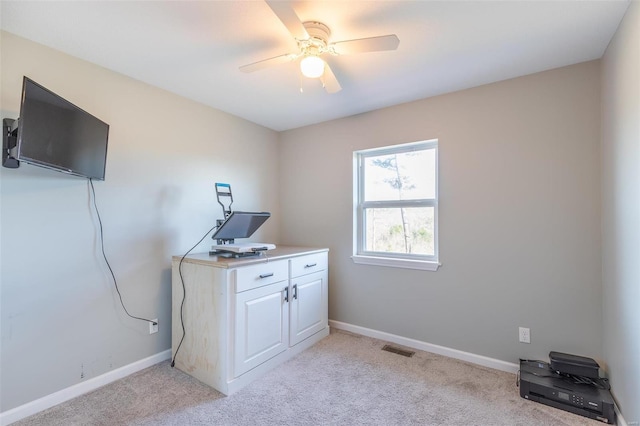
[172,245,328,269]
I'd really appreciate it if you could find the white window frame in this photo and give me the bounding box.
[352,140,440,271]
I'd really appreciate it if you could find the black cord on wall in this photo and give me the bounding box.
[171,224,218,368]
[89,178,157,327]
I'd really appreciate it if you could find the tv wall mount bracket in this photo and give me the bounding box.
[3,118,20,169]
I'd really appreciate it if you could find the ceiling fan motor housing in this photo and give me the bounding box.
[300,21,331,55]
[304,21,330,43]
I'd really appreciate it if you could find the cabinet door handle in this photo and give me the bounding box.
[283,286,289,303]
[304,263,317,268]
[293,284,298,300]
[259,273,274,279]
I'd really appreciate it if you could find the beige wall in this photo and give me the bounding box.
[0,31,280,411]
[279,61,602,366]
[601,1,640,423]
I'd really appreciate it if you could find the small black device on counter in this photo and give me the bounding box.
[519,359,615,424]
[211,211,271,243]
[208,183,275,258]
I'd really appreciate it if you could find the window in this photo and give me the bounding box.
[353,140,439,271]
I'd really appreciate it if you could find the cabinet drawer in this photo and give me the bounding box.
[290,252,327,278]
[234,260,288,293]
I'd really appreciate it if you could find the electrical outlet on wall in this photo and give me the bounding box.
[149,319,158,334]
[519,327,531,344]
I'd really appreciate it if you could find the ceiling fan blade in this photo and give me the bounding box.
[322,64,342,94]
[239,53,298,73]
[265,1,309,40]
[332,34,400,55]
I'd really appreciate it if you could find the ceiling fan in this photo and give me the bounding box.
[239,1,400,94]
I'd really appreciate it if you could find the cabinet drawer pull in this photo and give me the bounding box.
[293,284,298,300]
[259,273,274,279]
[304,263,317,268]
[283,286,289,303]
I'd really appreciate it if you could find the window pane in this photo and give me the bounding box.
[365,207,435,256]
[363,149,435,201]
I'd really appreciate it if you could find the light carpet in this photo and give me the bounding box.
[15,329,602,425]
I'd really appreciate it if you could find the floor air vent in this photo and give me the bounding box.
[381,344,415,357]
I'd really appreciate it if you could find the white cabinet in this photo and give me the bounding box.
[234,280,289,377]
[171,246,328,395]
[290,252,328,346]
[290,271,326,345]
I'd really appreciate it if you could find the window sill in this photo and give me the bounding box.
[351,255,440,271]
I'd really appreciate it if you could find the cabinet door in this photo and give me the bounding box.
[234,281,289,378]
[290,270,328,346]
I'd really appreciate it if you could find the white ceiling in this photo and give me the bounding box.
[0,1,630,131]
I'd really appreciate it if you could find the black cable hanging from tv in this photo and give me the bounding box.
[89,178,156,327]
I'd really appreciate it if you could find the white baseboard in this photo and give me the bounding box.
[615,403,631,426]
[0,349,171,426]
[329,320,519,374]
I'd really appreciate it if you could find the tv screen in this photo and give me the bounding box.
[17,77,109,180]
[211,211,271,240]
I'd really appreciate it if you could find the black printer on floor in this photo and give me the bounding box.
[518,352,616,424]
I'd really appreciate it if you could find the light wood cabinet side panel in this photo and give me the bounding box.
[171,260,230,390]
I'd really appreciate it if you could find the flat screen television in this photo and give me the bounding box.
[17,77,109,180]
[211,211,271,241]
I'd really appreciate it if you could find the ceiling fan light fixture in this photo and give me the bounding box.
[242,4,398,93]
[300,55,325,78]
